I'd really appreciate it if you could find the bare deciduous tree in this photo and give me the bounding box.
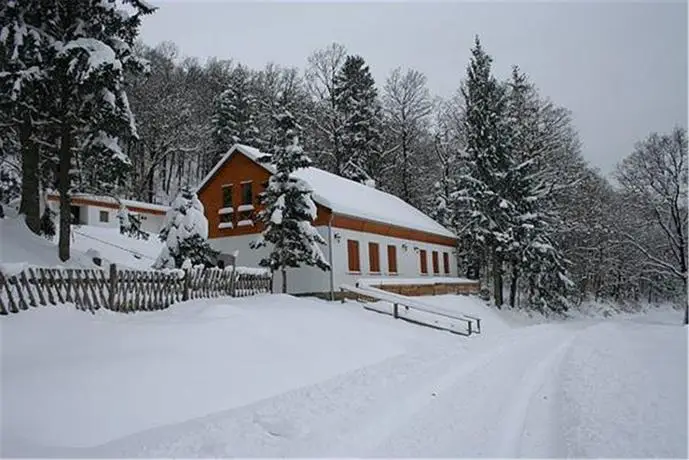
[616,127,688,323]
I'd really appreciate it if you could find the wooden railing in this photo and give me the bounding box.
[339,283,481,336]
[0,264,272,315]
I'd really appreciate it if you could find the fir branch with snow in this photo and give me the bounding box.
[251,110,330,293]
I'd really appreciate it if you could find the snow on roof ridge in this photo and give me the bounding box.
[196,144,456,239]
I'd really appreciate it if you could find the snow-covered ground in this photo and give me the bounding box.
[0,215,161,270]
[1,293,686,458]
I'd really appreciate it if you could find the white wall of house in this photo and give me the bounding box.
[208,224,458,295]
[208,226,331,294]
[47,202,165,235]
[83,205,117,228]
[329,226,458,291]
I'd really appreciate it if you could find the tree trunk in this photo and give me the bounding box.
[492,249,503,308]
[281,268,287,294]
[684,296,688,326]
[509,265,519,308]
[58,124,72,262]
[18,115,41,234]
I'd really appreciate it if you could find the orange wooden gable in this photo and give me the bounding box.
[198,149,332,239]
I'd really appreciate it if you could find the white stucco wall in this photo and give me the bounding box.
[329,227,458,291]
[84,205,117,228]
[209,224,458,295]
[208,226,331,294]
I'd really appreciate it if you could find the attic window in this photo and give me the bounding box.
[222,185,233,208]
[241,182,252,205]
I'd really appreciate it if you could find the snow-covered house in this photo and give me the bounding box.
[197,144,463,296]
[46,193,168,234]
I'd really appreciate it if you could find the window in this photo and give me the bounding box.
[220,213,232,224]
[347,239,360,272]
[239,182,254,221]
[99,210,109,223]
[368,242,380,273]
[443,252,450,274]
[241,182,253,205]
[387,245,397,274]
[419,249,428,274]
[432,251,439,274]
[222,185,233,208]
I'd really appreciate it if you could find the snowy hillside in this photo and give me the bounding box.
[1,293,686,458]
[0,216,161,270]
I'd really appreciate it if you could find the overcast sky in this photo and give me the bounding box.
[139,0,688,174]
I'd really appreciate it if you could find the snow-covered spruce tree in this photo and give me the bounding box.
[251,110,330,293]
[455,36,513,307]
[334,55,383,184]
[117,204,149,241]
[2,0,156,261]
[501,67,572,312]
[0,0,55,234]
[154,187,218,269]
[211,65,261,161]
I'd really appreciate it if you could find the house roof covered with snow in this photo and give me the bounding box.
[197,144,456,239]
[47,192,169,214]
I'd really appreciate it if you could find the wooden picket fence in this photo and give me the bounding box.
[0,264,273,315]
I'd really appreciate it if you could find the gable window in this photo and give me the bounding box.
[347,239,360,273]
[443,252,450,274]
[368,242,380,273]
[387,245,397,274]
[238,181,254,222]
[222,185,233,208]
[432,251,439,274]
[419,249,428,275]
[241,182,253,205]
[99,210,109,223]
[219,185,233,224]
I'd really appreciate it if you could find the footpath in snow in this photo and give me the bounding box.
[1,293,687,458]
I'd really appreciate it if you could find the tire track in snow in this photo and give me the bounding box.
[363,324,585,457]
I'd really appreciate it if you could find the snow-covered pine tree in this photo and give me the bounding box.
[455,36,514,307]
[117,204,149,240]
[503,67,572,312]
[211,65,261,162]
[3,0,156,261]
[251,110,330,293]
[154,187,218,269]
[0,0,55,234]
[334,55,383,184]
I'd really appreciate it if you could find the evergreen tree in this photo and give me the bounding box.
[455,36,513,307]
[334,55,383,184]
[251,110,330,293]
[2,0,155,261]
[117,204,149,240]
[154,187,218,269]
[211,65,261,161]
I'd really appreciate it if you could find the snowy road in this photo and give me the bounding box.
[88,319,686,458]
[2,298,686,458]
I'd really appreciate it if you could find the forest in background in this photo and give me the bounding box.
[1,1,686,315]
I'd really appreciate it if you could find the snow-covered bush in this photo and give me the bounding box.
[154,187,218,269]
[117,205,149,241]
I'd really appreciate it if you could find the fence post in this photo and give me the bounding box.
[108,264,117,310]
[183,269,191,301]
[393,302,399,319]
